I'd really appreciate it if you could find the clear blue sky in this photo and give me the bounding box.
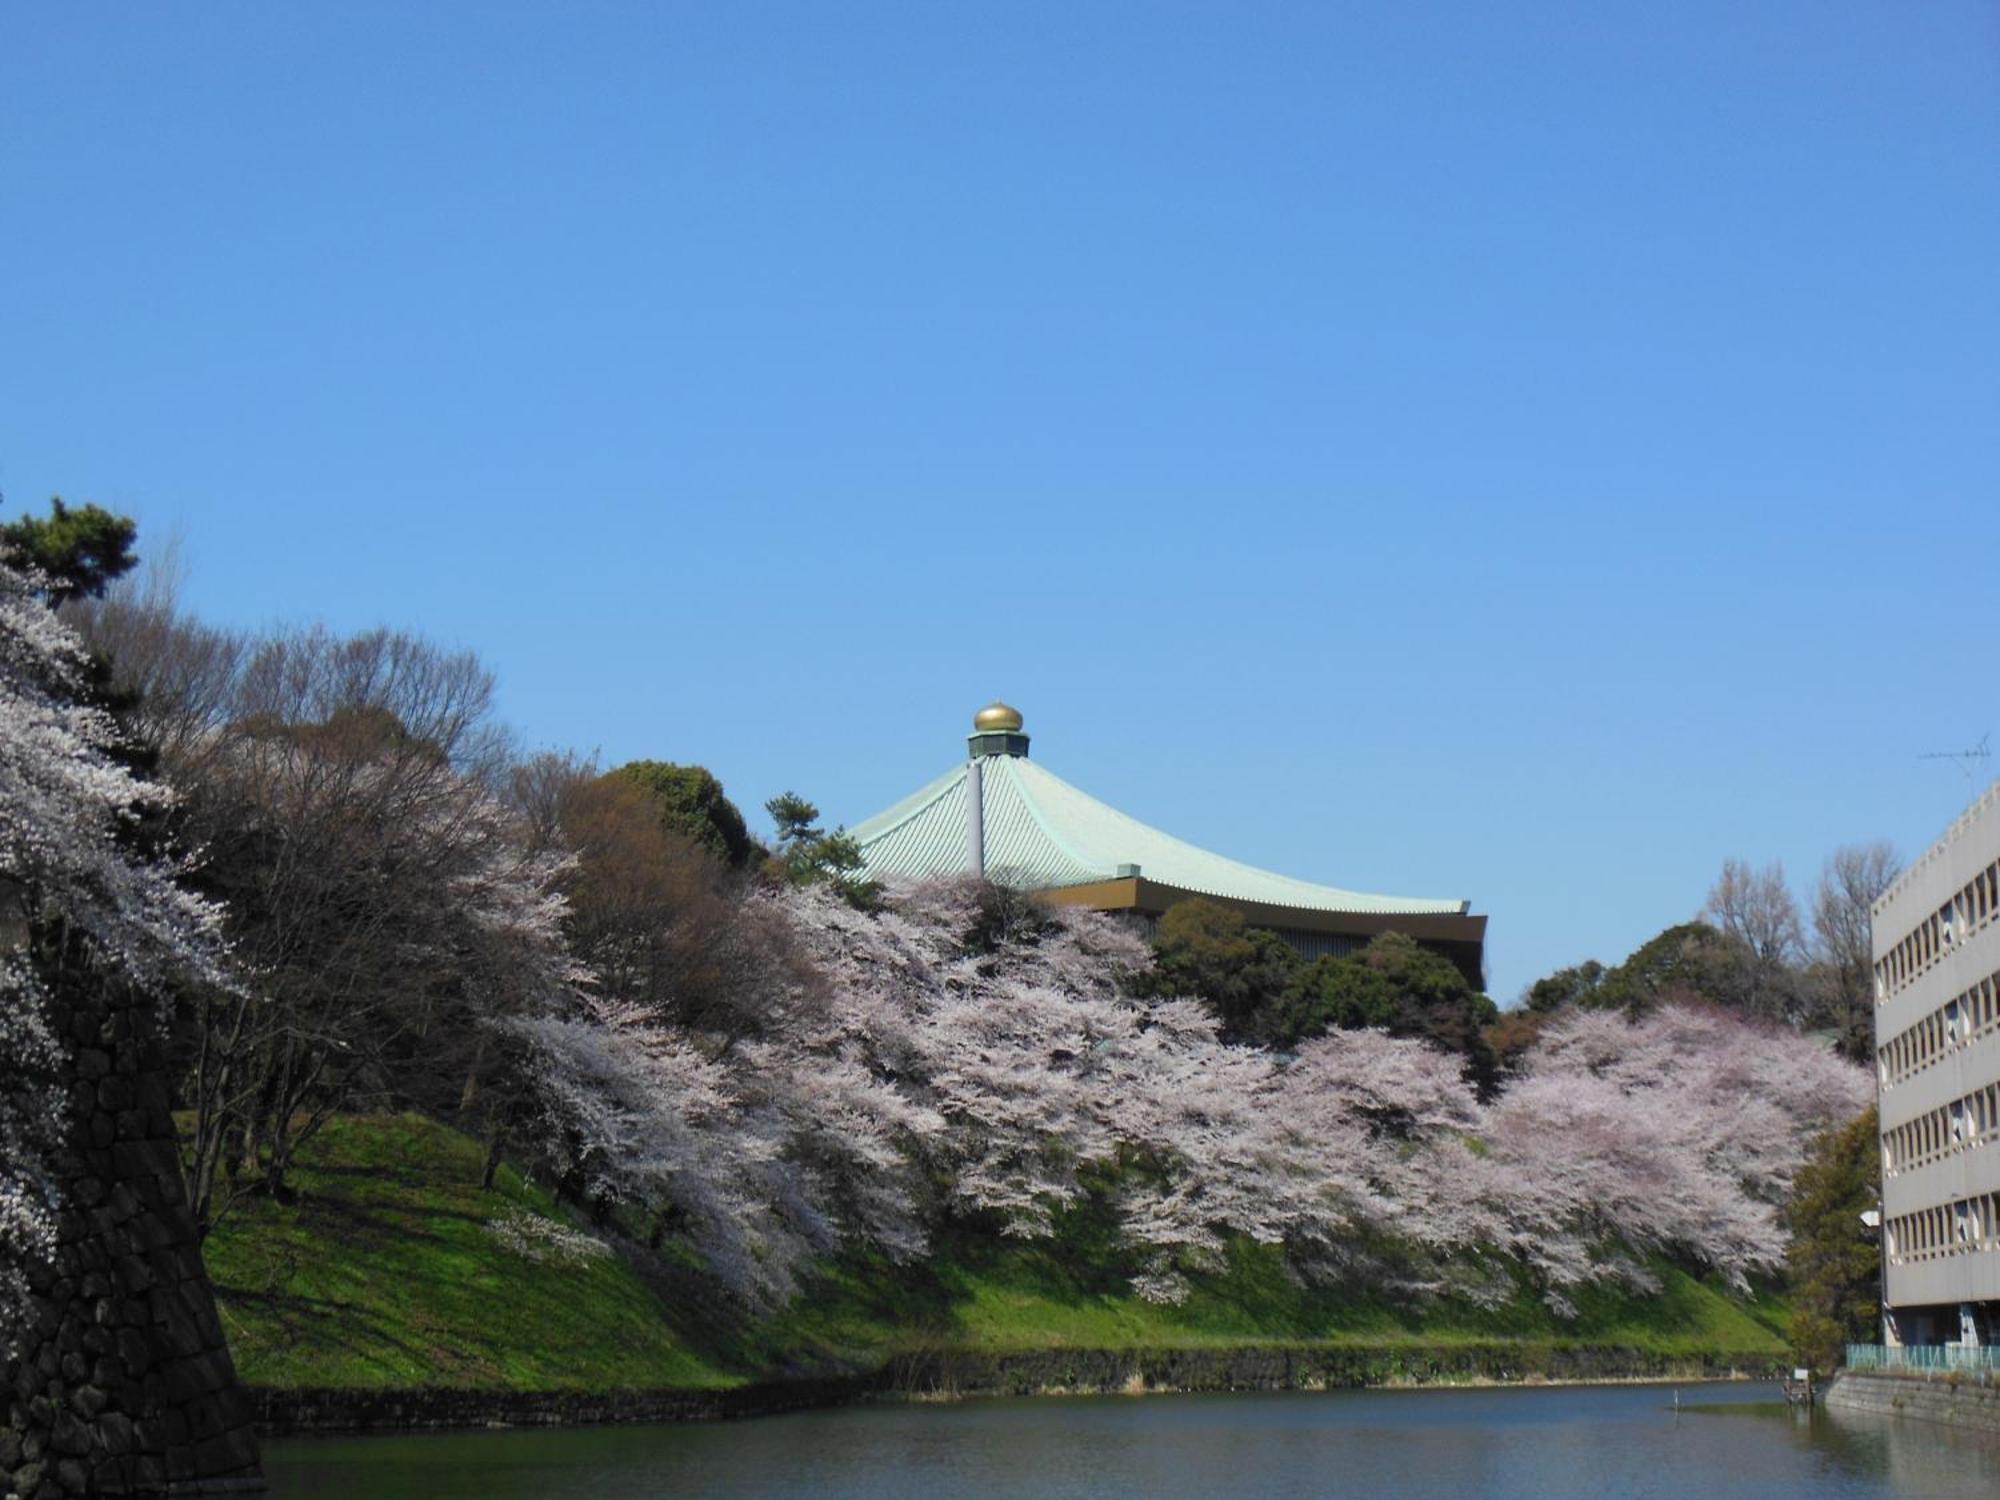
[5,3,1997,1001]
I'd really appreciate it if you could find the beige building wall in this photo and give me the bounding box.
[1873,780,2000,1331]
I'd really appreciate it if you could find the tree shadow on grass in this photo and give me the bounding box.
[210,1284,490,1385]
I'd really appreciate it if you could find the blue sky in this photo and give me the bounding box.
[4,3,1997,1001]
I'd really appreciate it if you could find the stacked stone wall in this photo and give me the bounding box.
[247,1350,1774,1437]
[1826,1368,2000,1434]
[2,988,261,1498]
[251,1378,862,1435]
[881,1343,1779,1398]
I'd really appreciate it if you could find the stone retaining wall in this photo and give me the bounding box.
[250,1345,1780,1438]
[1826,1368,2000,1434]
[881,1344,1779,1398]
[2,987,262,1498]
[249,1378,864,1436]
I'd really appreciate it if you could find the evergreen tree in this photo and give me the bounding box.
[1276,932,1501,1096]
[609,760,754,868]
[0,497,138,604]
[764,791,876,907]
[1136,900,1498,1091]
[1783,1104,1881,1371]
[1134,897,1299,1042]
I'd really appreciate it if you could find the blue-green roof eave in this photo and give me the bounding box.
[849,753,1468,919]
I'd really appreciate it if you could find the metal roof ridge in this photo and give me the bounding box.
[987,755,1114,884]
[847,763,968,845]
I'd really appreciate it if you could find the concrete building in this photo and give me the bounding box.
[849,702,1487,986]
[1874,778,2000,1347]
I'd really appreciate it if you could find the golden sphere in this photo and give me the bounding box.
[973,701,1024,733]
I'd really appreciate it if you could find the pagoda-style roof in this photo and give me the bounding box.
[850,733,1469,920]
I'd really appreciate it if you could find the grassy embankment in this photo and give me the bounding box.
[202,1114,1791,1394]
[199,1114,740,1392]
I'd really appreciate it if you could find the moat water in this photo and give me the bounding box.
[263,1381,2000,1498]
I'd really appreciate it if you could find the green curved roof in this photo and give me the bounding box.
[849,753,1469,918]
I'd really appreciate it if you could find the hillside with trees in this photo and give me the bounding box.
[1514,850,1897,1066]
[2,498,1883,1416]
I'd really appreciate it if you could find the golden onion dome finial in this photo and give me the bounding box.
[973,700,1024,734]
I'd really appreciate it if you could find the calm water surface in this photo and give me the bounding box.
[264,1382,2000,1499]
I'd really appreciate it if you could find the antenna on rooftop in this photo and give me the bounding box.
[1919,732,1992,787]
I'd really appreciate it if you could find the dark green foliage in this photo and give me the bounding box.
[1526,922,1738,1017]
[610,760,754,868]
[1523,959,1609,1014]
[1136,898,1498,1087]
[1525,845,1896,1045]
[764,790,878,908]
[1276,933,1502,1097]
[765,791,821,848]
[1613,921,1744,1010]
[0,496,138,603]
[1138,898,1300,1040]
[798,828,873,905]
[1830,1009,1872,1068]
[1783,1105,1881,1372]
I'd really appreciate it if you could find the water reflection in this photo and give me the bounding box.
[264,1382,2000,1499]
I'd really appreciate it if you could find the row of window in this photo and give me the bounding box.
[1887,1192,2000,1265]
[1876,856,2000,1004]
[1878,968,2000,1088]
[1883,1080,2000,1176]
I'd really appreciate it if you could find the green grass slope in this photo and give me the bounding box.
[772,1231,1790,1366]
[199,1114,741,1392]
[198,1114,1789,1394]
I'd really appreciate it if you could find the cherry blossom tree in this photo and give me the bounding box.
[511,884,946,1306]
[172,725,588,1227]
[0,553,227,1353]
[793,882,1871,1309]
[517,865,1872,1314]
[57,611,593,1227]
[1485,1003,1870,1306]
